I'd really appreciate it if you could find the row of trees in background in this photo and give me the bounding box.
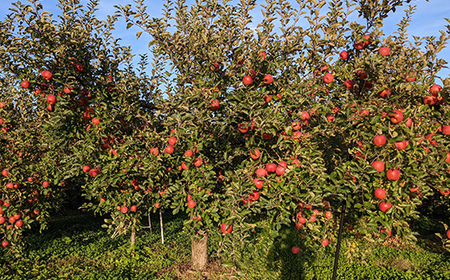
[1,0,449,270]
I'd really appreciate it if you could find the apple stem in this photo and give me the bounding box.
[332,198,347,280]
[160,209,165,245]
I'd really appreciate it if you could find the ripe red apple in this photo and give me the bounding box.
[266,163,277,174]
[42,181,49,188]
[41,70,53,80]
[442,125,450,135]
[1,170,8,177]
[343,80,354,89]
[89,168,100,177]
[373,135,387,147]
[92,117,100,125]
[255,168,268,177]
[374,188,386,200]
[249,191,260,201]
[238,124,248,133]
[291,246,300,254]
[339,51,348,60]
[379,201,392,212]
[130,205,137,212]
[15,220,23,227]
[121,206,128,214]
[221,223,233,234]
[165,145,174,154]
[322,238,329,247]
[0,217,5,224]
[395,140,409,150]
[168,136,177,146]
[447,229,450,239]
[386,169,400,181]
[264,74,274,84]
[2,241,9,247]
[184,150,193,157]
[21,80,30,88]
[209,99,220,111]
[323,73,334,84]
[47,94,56,105]
[242,75,253,86]
[258,51,267,59]
[354,42,364,50]
[378,88,390,98]
[405,118,413,128]
[389,110,403,124]
[405,72,416,82]
[326,115,335,122]
[150,148,159,156]
[194,158,202,167]
[301,111,310,121]
[250,149,260,160]
[379,47,390,56]
[446,153,450,163]
[210,62,220,71]
[429,84,442,96]
[276,165,285,176]
[83,165,91,173]
[254,178,263,189]
[372,161,385,172]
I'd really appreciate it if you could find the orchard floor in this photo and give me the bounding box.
[0,210,449,280]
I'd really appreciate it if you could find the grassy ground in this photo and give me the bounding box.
[0,210,449,279]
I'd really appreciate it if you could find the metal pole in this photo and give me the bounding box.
[332,199,347,280]
[159,209,165,245]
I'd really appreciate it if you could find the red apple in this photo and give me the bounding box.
[255,168,268,177]
[379,201,392,212]
[378,89,390,98]
[442,125,450,135]
[121,206,128,214]
[47,94,56,105]
[339,51,348,60]
[249,191,260,201]
[242,75,253,86]
[194,158,202,167]
[447,229,450,239]
[405,118,413,128]
[343,80,354,89]
[0,217,5,224]
[165,145,174,154]
[405,72,416,82]
[372,161,385,172]
[21,80,30,88]
[301,111,310,121]
[184,150,193,157]
[395,140,409,150]
[373,135,387,147]
[2,241,9,247]
[326,115,335,122]
[209,99,220,111]
[92,117,100,125]
[323,73,334,84]
[264,74,274,84]
[254,178,263,189]
[386,169,400,181]
[1,170,8,177]
[150,148,159,156]
[250,149,260,160]
[322,238,329,247]
[276,165,285,176]
[42,181,49,188]
[82,165,91,173]
[221,223,233,234]
[258,51,267,59]
[379,47,390,56]
[168,137,177,146]
[389,110,403,124]
[41,70,53,80]
[291,246,300,254]
[238,124,248,133]
[15,220,23,227]
[429,84,442,96]
[266,163,277,174]
[374,188,386,200]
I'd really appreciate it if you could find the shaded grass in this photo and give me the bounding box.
[0,210,449,279]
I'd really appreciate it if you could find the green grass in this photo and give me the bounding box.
[0,211,449,279]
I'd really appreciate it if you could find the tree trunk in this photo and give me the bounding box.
[130,223,136,246]
[191,231,208,271]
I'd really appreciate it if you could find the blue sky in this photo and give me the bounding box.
[0,0,449,80]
